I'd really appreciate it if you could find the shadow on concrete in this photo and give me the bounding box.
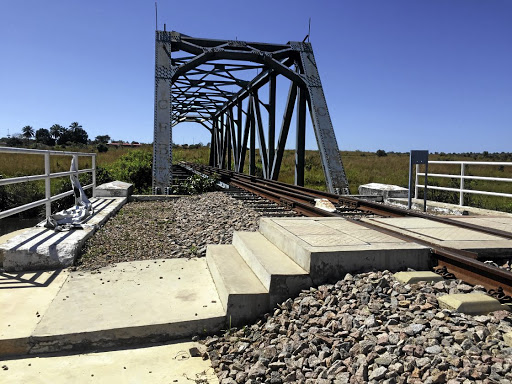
[0,268,63,290]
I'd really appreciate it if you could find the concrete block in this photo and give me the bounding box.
[437,293,509,315]
[232,231,312,308]
[0,197,126,271]
[358,183,409,199]
[258,217,431,285]
[95,180,133,197]
[206,244,268,326]
[394,271,444,284]
[504,332,512,347]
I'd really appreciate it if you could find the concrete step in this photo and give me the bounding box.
[258,217,430,285]
[206,245,268,326]
[232,231,312,308]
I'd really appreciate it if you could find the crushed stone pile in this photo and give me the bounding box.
[204,271,512,384]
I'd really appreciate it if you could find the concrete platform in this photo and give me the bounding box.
[0,197,127,271]
[363,216,512,258]
[437,293,509,315]
[259,217,431,284]
[0,341,218,384]
[0,258,225,357]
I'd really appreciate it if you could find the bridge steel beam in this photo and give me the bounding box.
[153,31,350,194]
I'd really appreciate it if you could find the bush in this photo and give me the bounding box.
[376,149,387,157]
[97,143,108,153]
[95,166,114,186]
[171,174,218,195]
[108,150,153,194]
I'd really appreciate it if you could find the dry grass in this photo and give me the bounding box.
[1,145,511,212]
[0,145,152,176]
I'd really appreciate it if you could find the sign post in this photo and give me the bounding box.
[408,150,429,212]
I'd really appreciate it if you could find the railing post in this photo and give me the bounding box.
[92,154,96,197]
[44,152,51,218]
[414,164,419,199]
[460,163,465,206]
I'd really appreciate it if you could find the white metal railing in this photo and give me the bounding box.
[0,147,96,219]
[415,160,512,206]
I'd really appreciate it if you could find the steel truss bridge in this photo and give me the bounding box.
[153,30,349,195]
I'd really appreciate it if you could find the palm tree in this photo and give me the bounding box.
[50,124,65,140]
[22,125,34,139]
[69,122,82,132]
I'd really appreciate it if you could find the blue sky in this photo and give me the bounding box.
[0,0,510,152]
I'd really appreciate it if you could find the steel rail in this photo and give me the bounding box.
[183,162,512,301]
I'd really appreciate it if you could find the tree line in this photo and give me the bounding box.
[2,123,116,151]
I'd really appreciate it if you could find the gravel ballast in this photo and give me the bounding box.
[204,271,512,384]
[77,192,263,270]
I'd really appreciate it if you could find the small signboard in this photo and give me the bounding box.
[409,150,429,211]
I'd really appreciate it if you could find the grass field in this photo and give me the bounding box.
[1,145,511,213]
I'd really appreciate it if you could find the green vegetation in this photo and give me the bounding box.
[171,174,218,195]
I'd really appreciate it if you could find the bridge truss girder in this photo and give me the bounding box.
[153,31,349,195]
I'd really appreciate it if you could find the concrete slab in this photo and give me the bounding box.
[259,217,431,285]
[206,244,268,325]
[94,180,133,197]
[28,258,225,354]
[0,198,126,271]
[504,332,512,347]
[394,271,444,284]
[437,293,509,315]
[364,217,512,257]
[387,197,512,217]
[0,341,218,384]
[448,216,512,234]
[0,269,69,357]
[232,231,312,307]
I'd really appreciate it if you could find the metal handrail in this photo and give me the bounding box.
[0,147,96,220]
[415,160,512,206]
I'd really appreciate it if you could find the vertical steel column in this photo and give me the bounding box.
[249,97,256,176]
[227,111,232,170]
[237,101,242,172]
[295,87,306,187]
[220,113,226,168]
[209,126,216,166]
[295,41,349,194]
[268,73,276,178]
[272,83,297,180]
[253,95,268,179]
[153,31,173,194]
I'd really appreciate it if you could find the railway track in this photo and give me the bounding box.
[180,162,512,304]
